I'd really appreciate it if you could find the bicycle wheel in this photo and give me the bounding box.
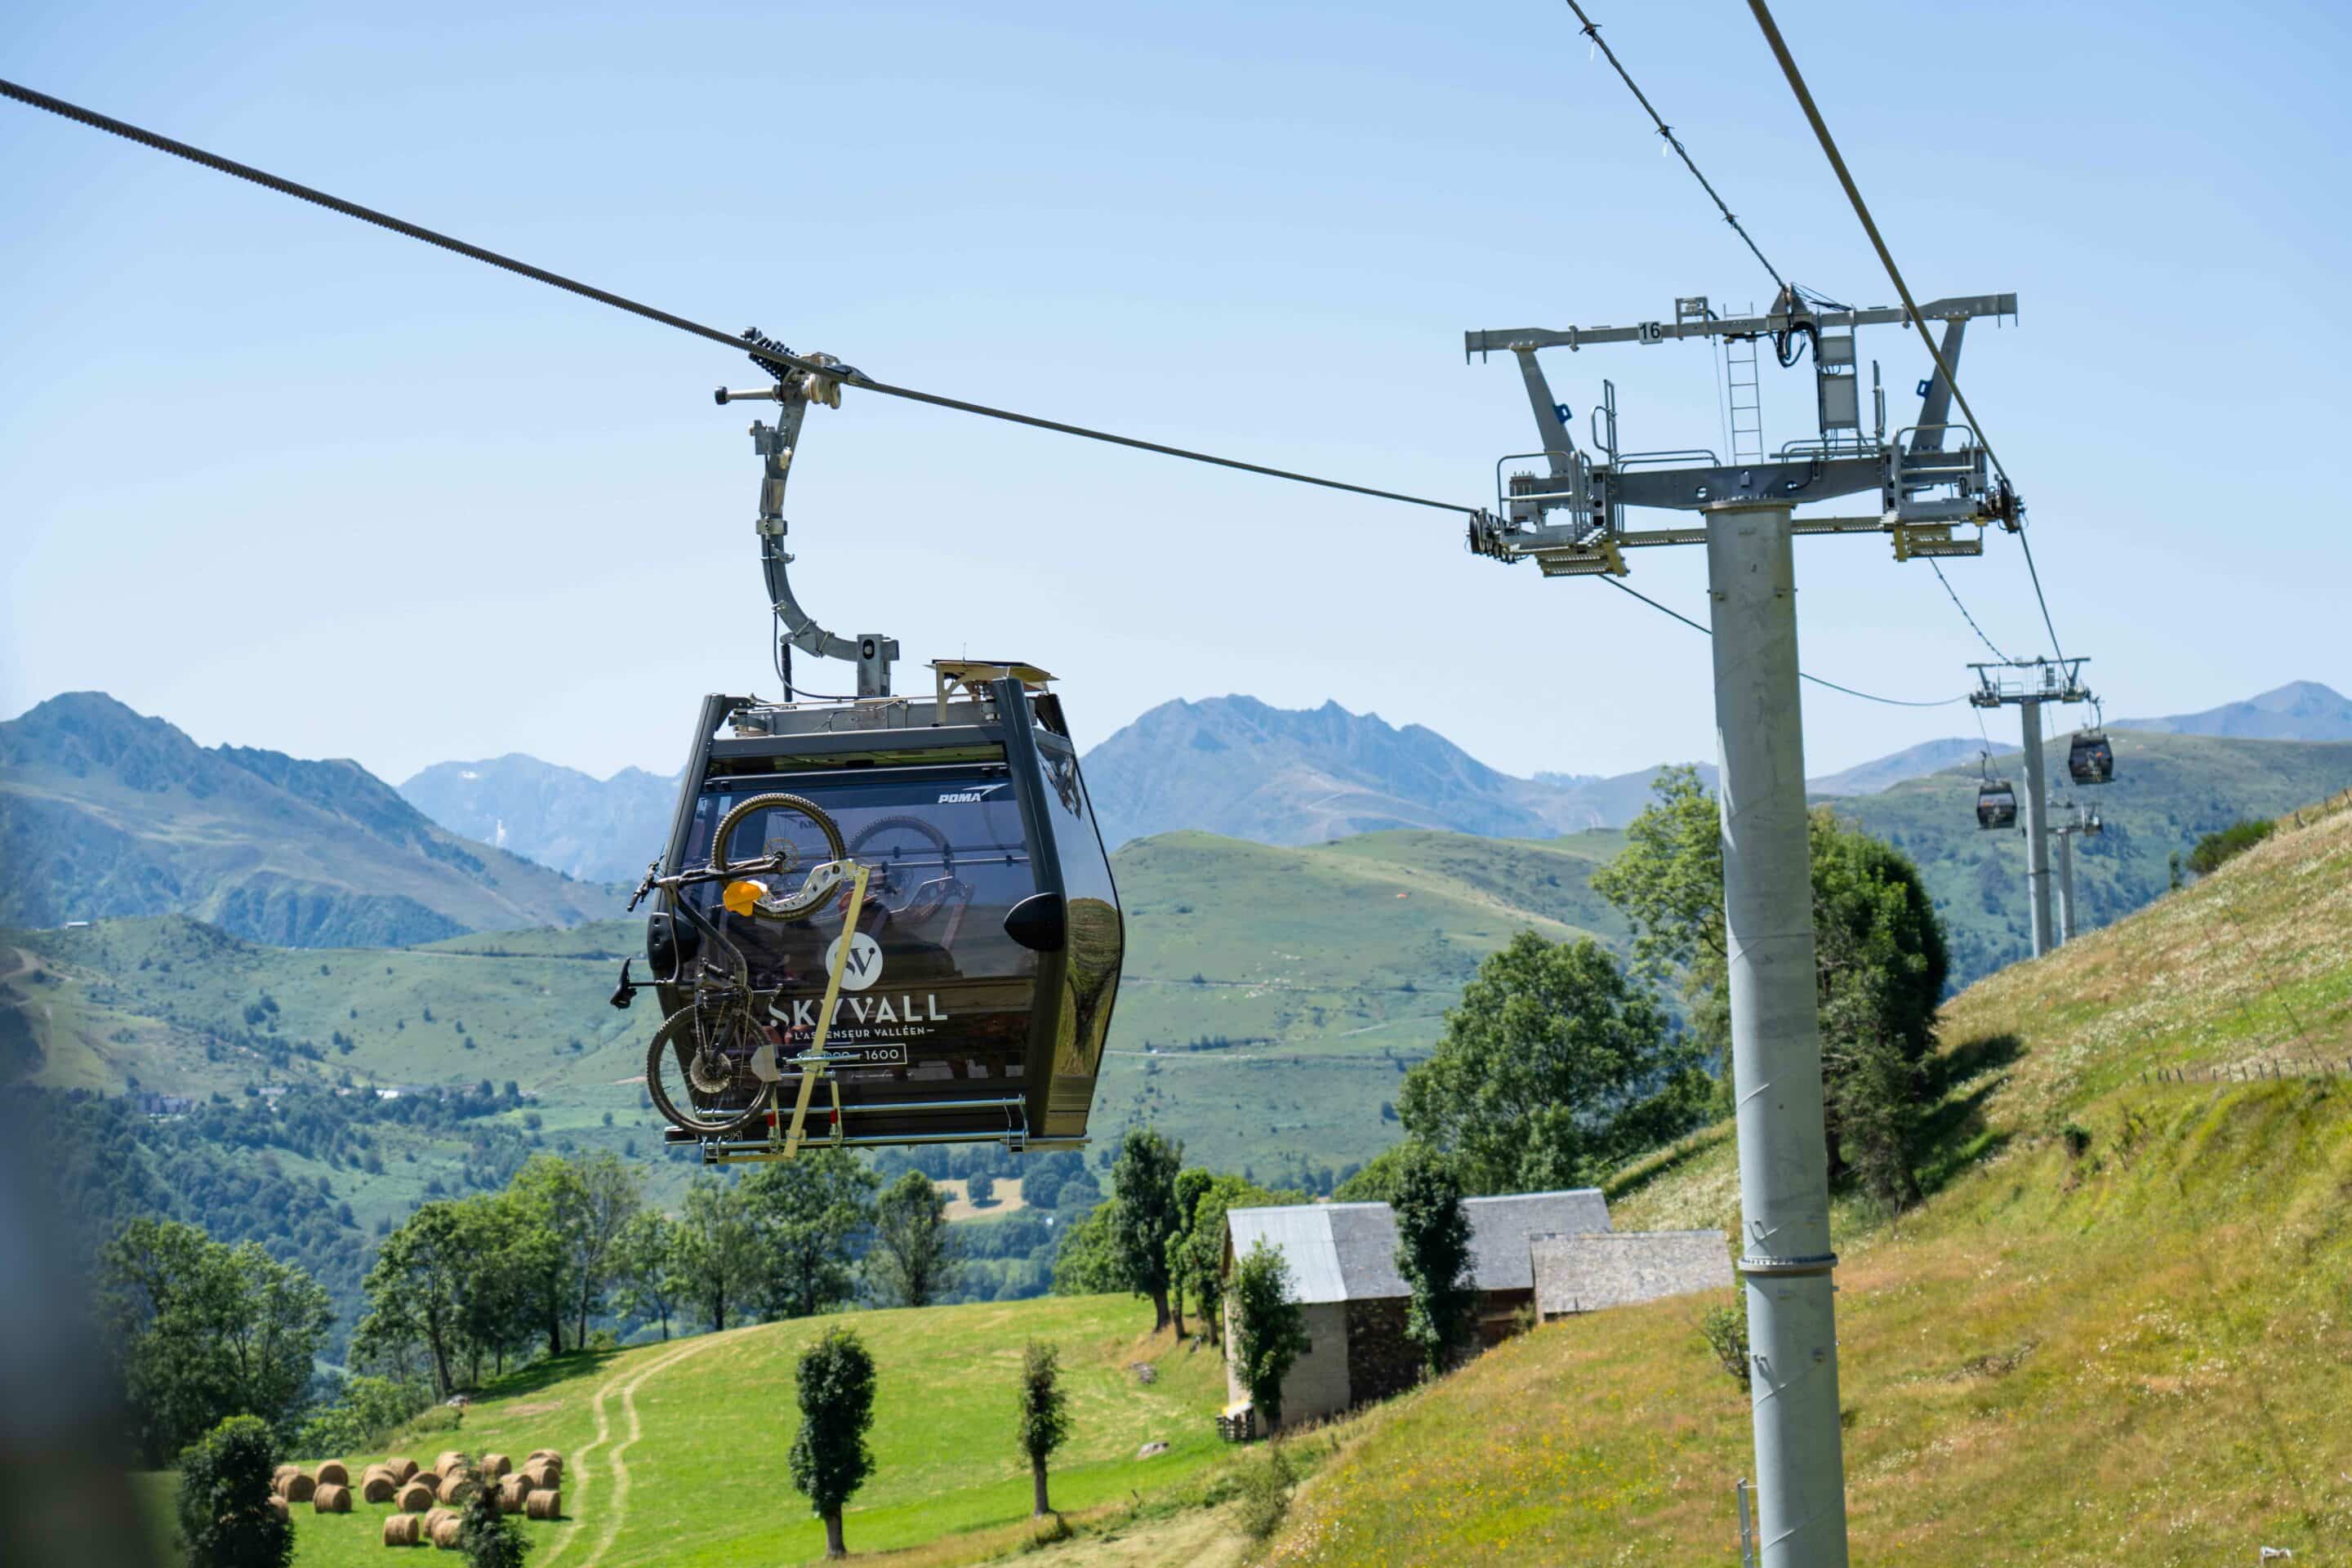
[712,792,849,920]
[848,814,956,919]
[644,1005,768,1136]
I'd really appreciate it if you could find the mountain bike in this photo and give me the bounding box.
[628,792,849,1136]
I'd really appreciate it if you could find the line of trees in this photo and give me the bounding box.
[1327,767,1951,1216]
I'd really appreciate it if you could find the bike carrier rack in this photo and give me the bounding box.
[655,859,1089,1165]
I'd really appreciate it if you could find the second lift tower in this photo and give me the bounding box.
[1968,658,2092,958]
[1465,285,2020,1568]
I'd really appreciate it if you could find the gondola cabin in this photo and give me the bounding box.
[1976,780,2018,831]
[2067,729,2114,786]
[635,663,1122,1158]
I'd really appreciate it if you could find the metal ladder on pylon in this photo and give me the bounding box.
[1725,320,1763,464]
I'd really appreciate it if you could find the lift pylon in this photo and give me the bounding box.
[1969,659,2094,958]
[1463,283,2021,1568]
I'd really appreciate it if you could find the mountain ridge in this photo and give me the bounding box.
[0,693,616,946]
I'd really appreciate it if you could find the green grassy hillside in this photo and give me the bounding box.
[1266,787,2352,1566]
[140,1295,1245,1568]
[1833,728,2352,987]
[1,693,621,946]
[2,828,1632,1199]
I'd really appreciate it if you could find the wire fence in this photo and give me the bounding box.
[2140,1058,2350,1087]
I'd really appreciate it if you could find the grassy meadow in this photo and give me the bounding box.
[140,1294,1238,1568]
[1266,788,2352,1566]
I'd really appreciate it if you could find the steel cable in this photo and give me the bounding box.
[0,75,1480,519]
[1560,1,1786,293]
[1597,577,1963,707]
[1742,2,2070,667]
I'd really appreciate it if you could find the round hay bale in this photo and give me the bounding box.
[316,1460,350,1487]
[525,1449,559,1464]
[361,1472,399,1504]
[496,1477,530,1513]
[277,1472,316,1503]
[429,1517,463,1551]
[524,1489,561,1522]
[272,1464,299,1489]
[421,1508,457,1533]
[382,1513,422,1547]
[519,1461,559,1491]
[441,1477,483,1508]
[386,1456,420,1484]
[313,1482,352,1515]
[395,1481,434,1513]
[434,1451,468,1477]
[266,1495,290,1522]
[479,1451,511,1478]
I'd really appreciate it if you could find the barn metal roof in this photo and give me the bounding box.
[1225,1190,1610,1304]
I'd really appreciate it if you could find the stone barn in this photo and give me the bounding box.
[1221,1189,1611,1429]
[1530,1228,1734,1319]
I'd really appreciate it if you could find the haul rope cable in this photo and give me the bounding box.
[1743,0,2071,669]
[2,73,1961,713]
[1560,2,2032,670]
[1559,0,1785,294]
[1598,578,1962,708]
[0,76,1474,520]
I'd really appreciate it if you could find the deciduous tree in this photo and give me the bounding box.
[1388,1142,1476,1376]
[673,1175,760,1333]
[1013,1339,1071,1517]
[1228,1239,1308,1432]
[742,1149,876,1319]
[788,1326,878,1560]
[867,1171,959,1308]
[609,1209,683,1342]
[1397,933,1705,1193]
[1110,1129,1184,1330]
[101,1218,332,1463]
[176,1414,293,1568]
[1593,768,1950,1207]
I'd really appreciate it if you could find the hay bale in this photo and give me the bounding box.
[266,1496,291,1522]
[316,1460,350,1487]
[429,1517,463,1551]
[434,1451,468,1477]
[496,1477,530,1513]
[382,1513,422,1547]
[524,1490,561,1521]
[421,1508,458,1533]
[479,1452,511,1478]
[276,1472,316,1503]
[313,1483,352,1514]
[272,1464,300,1489]
[361,1472,399,1504]
[395,1481,434,1513]
[385,1456,420,1484]
[525,1449,559,1464]
[441,1477,483,1508]
[519,1461,559,1491]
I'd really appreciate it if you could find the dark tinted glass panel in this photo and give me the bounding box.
[1036,734,1124,1130]
[676,764,1040,1102]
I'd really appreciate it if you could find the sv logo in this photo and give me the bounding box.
[822,931,885,991]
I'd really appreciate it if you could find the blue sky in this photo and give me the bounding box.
[4,0,2347,785]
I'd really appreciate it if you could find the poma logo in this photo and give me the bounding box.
[822,931,885,991]
[937,783,1008,804]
